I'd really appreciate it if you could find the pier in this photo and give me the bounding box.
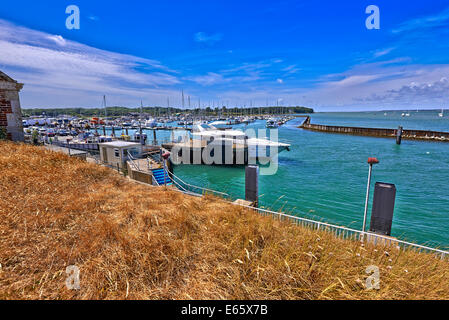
[299,116,449,142]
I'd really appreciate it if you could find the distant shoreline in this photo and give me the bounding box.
[21,106,314,117]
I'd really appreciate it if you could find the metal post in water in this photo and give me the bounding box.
[245,165,259,207]
[140,126,144,145]
[362,157,379,240]
[396,126,403,145]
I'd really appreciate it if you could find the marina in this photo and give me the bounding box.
[2,1,449,301]
[11,107,449,249]
[29,110,448,248]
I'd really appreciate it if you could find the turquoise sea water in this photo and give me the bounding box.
[100,110,449,248]
[173,111,449,249]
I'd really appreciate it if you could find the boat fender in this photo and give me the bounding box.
[162,152,171,160]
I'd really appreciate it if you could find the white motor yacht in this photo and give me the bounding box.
[192,123,290,162]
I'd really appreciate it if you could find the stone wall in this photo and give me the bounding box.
[127,162,153,185]
[0,73,25,142]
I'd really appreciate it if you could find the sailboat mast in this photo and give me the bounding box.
[140,100,143,120]
[182,90,185,108]
[103,95,107,118]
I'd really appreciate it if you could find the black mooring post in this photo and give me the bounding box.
[103,126,106,136]
[153,130,157,146]
[245,165,259,207]
[396,126,403,145]
[369,182,396,236]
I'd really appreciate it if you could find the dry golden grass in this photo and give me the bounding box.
[1,141,449,300]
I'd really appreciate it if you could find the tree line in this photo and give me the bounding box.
[22,106,314,118]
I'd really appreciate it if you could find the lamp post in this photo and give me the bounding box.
[362,157,379,240]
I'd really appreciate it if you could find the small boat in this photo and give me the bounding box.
[47,128,56,137]
[439,109,444,118]
[266,118,279,128]
[133,132,147,143]
[145,118,157,127]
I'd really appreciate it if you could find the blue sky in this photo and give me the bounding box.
[1,0,449,111]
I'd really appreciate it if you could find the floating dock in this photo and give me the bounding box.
[299,116,449,142]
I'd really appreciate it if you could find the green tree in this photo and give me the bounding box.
[0,128,7,140]
[32,129,39,145]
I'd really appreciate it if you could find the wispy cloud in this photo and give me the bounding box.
[47,35,66,46]
[298,60,449,109]
[185,59,283,86]
[185,72,225,86]
[392,7,449,34]
[373,47,395,58]
[282,64,301,74]
[193,32,223,44]
[0,19,181,107]
[358,77,449,104]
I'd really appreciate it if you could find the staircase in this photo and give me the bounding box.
[151,168,172,186]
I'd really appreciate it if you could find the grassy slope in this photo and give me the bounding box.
[0,141,448,300]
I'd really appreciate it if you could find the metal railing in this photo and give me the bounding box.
[52,140,99,151]
[165,168,230,199]
[152,174,160,186]
[234,203,449,260]
[123,149,449,260]
[126,151,141,171]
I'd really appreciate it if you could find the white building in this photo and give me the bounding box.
[99,141,142,169]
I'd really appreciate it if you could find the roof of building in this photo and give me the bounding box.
[0,71,17,83]
[99,141,141,148]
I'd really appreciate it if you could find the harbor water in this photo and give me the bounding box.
[99,110,449,248]
[173,111,449,249]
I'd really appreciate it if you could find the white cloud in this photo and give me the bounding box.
[373,47,395,58]
[290,60,449,109]
[392,7,449,34]
[328,75,379,87]
[276,78,283,84]
[47,35,66,46]
[282,64,301,74]
[0,19,181,108]
[185,72,225,86]
[193,32,223,44]
[213,60,449,110]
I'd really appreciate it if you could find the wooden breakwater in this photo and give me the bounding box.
[299,116,449,142]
